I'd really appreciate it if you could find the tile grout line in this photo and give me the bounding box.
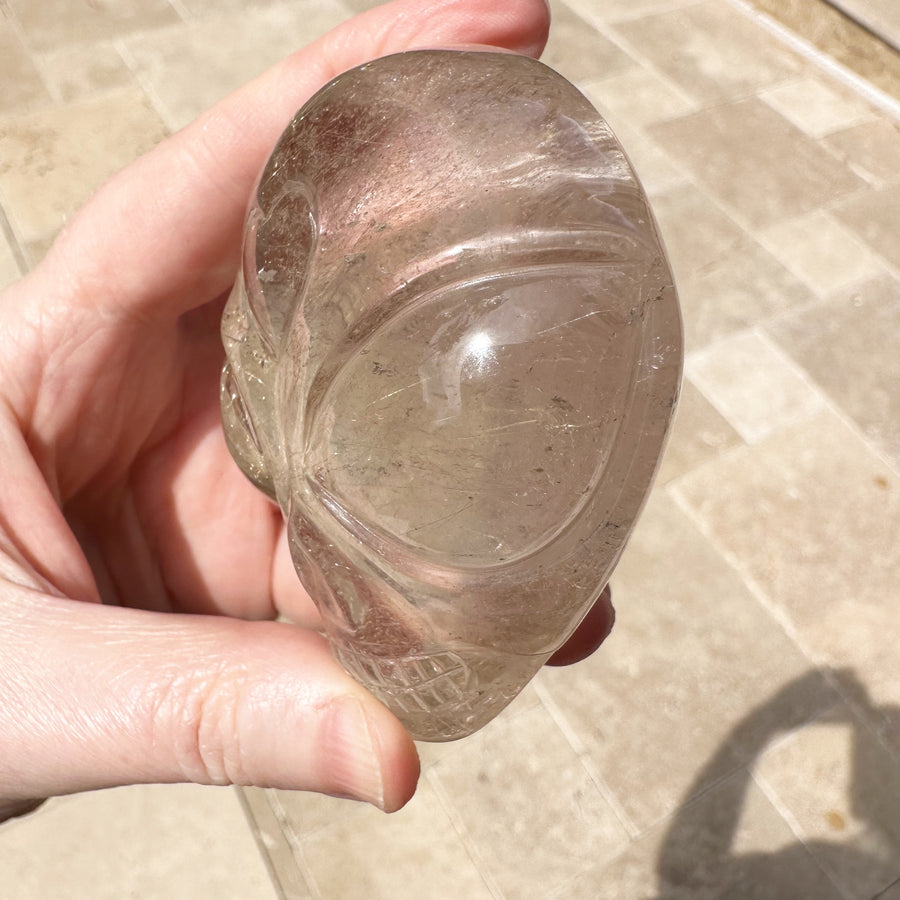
[752,214,892,295]
[562,0,708,28]
[424,768,507,900]
[2,5,61,108]
[532,675,642,839]
[683,329,829,447]
[598,16,900,261]
[167,0,193,22]
[757,76,879,140]
[666,481,829,671]
[666,477,900,773]
[0,201,28,279]
[569,0,741,117]
[681,317,900,480]
[725,0,900,122]
[749,767,857,900]
[114,37,179,136]
[235,787,290,900]
[267,791,327,900]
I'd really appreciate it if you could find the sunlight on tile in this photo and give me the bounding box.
[758,211,886,295]
[292,780,493,900]
[123,0,347,131]
[429,701,630,897]
[686,331,825,443]
[0,89,167,243]
[767,275,900,464]
[761,75,874,138]
[674,409,900,740]
[35,42,135,104]
[0,785,275,899]
[0,0,899,897]
[8,0,180,51]
[612,1,804,103]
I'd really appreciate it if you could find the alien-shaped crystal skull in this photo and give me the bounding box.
[220,50,682,741]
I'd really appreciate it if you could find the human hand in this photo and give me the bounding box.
[0,0,610,820]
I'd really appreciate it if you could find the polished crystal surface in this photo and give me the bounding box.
[220,50,682,741]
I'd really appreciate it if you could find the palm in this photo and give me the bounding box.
[75,288,299,622]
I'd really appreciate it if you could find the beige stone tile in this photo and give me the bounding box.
[0,229,23,290]
[649,98,864,228]
[686,331,825,444]
[429,700,630,898]
[758,211,886,296]
[673,410,900,744]
[179,0,301,13]
[556,767,844,900]
[124,0,347,132]
[825,117,900,185]
[0,89,168,243]
[650,183,814,348]
[36,41,134,103]
[652,183,749,277]
[767,275,900,466]
[271,686,539,838]
[538,491,838,832]
[564,0,698,24]
[753,701,900,900]
[656,378,743,483]
[0,785,275,898]
[290,779,493,900]
[581,65,699,132]
[0,23,53,116]
[614,123,689,197]
[760,75,874,139]
[240,787,313,900]
[339,0,385,13]
[833,183,900,270]
[543,2,635,86]
[269,780,370,840]
[23,234,56,271]
[612,1,803,103]
[8,0,181,52]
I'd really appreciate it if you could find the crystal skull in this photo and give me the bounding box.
[220,50,682,741]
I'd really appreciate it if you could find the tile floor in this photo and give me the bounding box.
[1,0,899,897]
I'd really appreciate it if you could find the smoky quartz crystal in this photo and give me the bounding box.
[220,50,682,741]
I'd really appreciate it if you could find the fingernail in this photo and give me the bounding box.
[325,697,386,810]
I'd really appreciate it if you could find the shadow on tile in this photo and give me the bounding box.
[660,668,900,899]
[570,667,900,899]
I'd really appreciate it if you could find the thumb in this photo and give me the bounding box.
[1,595,419,813]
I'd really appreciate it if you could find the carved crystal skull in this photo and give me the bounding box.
[220,50,682,741]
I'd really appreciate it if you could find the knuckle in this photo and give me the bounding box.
[150,662,247,787]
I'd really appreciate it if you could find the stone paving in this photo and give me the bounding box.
[1,0,899,897]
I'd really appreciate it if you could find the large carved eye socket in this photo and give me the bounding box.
[302,263,653,568]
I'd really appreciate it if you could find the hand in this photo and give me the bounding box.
[0,0,605,820]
